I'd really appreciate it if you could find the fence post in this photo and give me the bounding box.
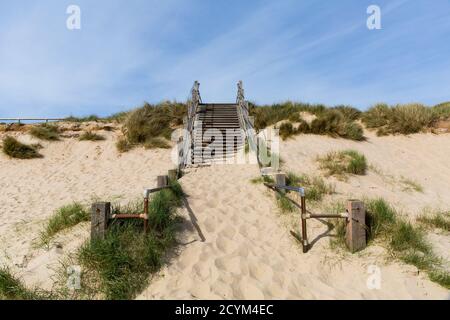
[346,200,366,253]
[168,169,178,181]
[157,175,169,188]
[91,202,111,241]
[275,173,286,193]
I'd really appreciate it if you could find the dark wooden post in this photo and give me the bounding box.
[157,175,169,188]
[91,202,111,241]
[168,169,178,181]
[346,200,366,253]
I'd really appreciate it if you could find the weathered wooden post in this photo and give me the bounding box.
[91,202,111,241]
[157,175,169,188]
[346,200,366,253]
[168,169,178,181]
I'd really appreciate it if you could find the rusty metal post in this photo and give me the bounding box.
[300,193,308,253]
[143,197,149,233]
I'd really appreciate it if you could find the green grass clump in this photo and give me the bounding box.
[2,136,42,159]
[364,198,449,288]
[310,110,365,141]
[418,211,450,231]
[30,124,60,141]
[144,137,171,149]
[276,193,296,213]
[362,103,439,135]
[250,175,275,184]
[400,177,424,193]
[124,101,186,144]
[431,102,450,120]
[278,122,295,140]
[362,103,391,129]
[39,203,90,246]
[286,172,334,202]
[365,198,397,241]
[77,181,184,300]
[317,150,367,178]
[79,131,105,141]
[116,138,133,153]
[0,268,47,300]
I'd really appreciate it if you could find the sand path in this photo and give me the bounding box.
[138,164,448,300]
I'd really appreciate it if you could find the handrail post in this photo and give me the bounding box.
[299,190,309,253]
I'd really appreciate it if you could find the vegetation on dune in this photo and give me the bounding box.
[0,268,49,300]
[317,150,367,179]
[65,115,101,123]
[116,137,133,153]
[144,137,171,149]
[79,131,105,141]
[30,124,60,141]
[39,203,90,246]
[286,172,335,202]
[1,136,42,159]
[76,180,184,300]
[117,101,186,152]
[418,211,450,232]
[332,198,450,289]
[251,102,364,141]
[362,103,450,135]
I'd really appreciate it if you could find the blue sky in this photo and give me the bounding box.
[0,0,449,117]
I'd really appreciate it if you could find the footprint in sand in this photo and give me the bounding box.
[203,217,216,233]
[215,235,238,254]
[215,256,243,275]
[248,262,273,283]
[218,225,236,240]
[236,279,265,300]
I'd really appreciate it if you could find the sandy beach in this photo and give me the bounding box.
[1,126,448,299]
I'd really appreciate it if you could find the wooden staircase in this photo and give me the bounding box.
[192,103,245,164]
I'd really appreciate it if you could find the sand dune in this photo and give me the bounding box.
[0,128,449,298]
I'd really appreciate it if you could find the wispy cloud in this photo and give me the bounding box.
[0,0,449,116]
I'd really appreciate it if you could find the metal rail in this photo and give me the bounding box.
[111,185,173,233]
[0,118,65,124]
[265,183,309,253]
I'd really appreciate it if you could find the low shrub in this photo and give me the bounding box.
[79,131,105,141]
[144,137,171,149]
[278,122,295,140]
[2,136,42,159]
[116,138,133,153]
[317,150,367,178]
[0,268,48,300]
[39,203,90,246]
[76,181,184,299]
[30,124,60,141]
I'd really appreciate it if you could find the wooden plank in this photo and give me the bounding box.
[345,200,366,253]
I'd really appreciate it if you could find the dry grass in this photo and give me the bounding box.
[1,136,43,159]
[317,150,367,179]
[79,131,105,141]
[29,124,60,141]
[362,103,448,135]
